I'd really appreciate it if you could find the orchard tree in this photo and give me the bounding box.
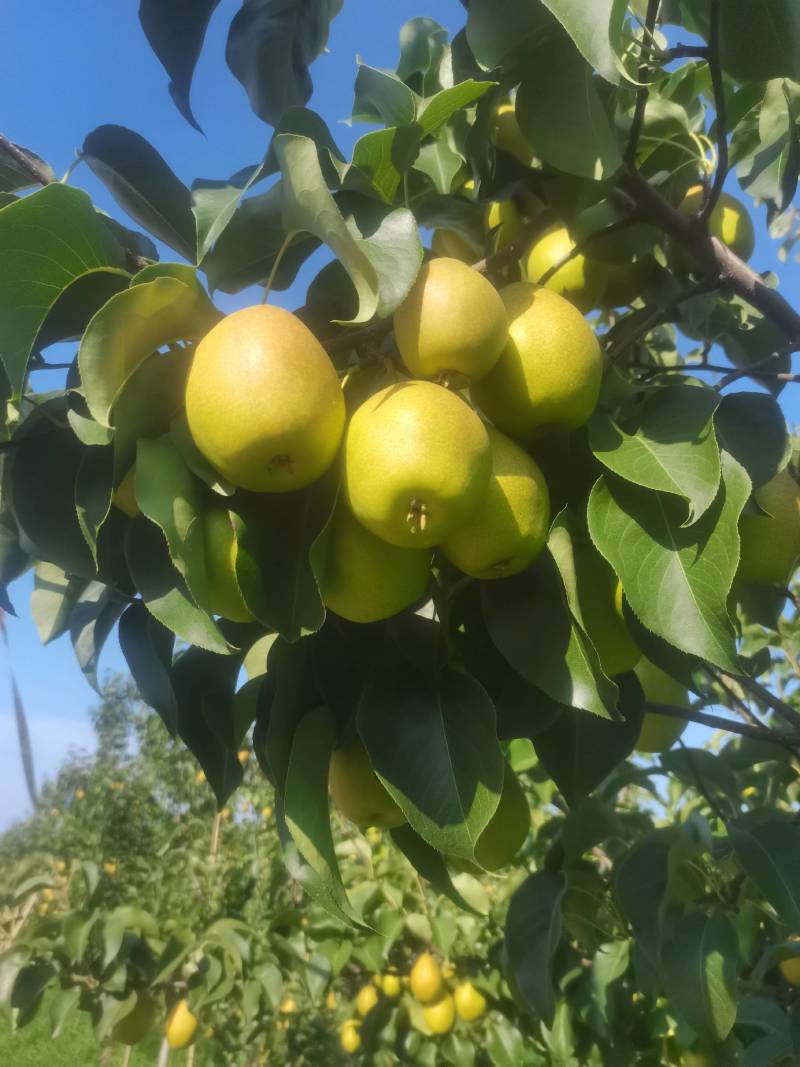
[2,0,800,1062]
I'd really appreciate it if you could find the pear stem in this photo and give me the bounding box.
[261,230,297,305]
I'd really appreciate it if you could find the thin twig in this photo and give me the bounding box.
[660,44,711,62]
[536,218,639,287]
[624,360,800,383]
[626,0,662,167]
[0,132,52,187]
[645,701,793,745]
[606,278,720,364]
[730,672,800,733]
[699,0,729,223]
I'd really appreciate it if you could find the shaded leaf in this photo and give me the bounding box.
[662,912,738,1042]
[118,601,178,734]
[728,814,800,929]
[351,63,417,126]
[0,142,54,192]
[390,825,481,914]
[715,391,789,490]
[504,871,566,1025]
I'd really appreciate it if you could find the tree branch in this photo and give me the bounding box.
[0,132,52,188]
[606,277,720,364]
[699,0,728,222]
[645,701,794,745]
[625,359,800,383]
[626,0,662,167]
[660,44,710,62]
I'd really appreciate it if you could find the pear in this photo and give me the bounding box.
[486,199,522,252]
[453,982,487,1022]
[317,504,431,622]
[409,953,443,1003]
[522,226,604,313]
[491,103,535,165]
[474,762,530,871]
[441,427,550,579]
[185,305,345,492]
[329,736,406,829]
[635,659,690,753]
[574,546,640,676]
[202,508,254,623]
[165,1000,198,1050]
[422,995,456,1035]
[678,185,755,263]
[343,382,492,549]
[472,282,602,441]
[393,258,508,381]
[738,468,800,586]
[112,465,138,517]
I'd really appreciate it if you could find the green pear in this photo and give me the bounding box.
[317,504,431,623]
[393,258,508,381]
[203,508,254,623]
[441,427,550,579]
[329,736,406,829]
[431,229,478,263]
[343,382,492,549]
[491,103,535,165]
[522,226,604,313]
[474,762,530,870]
[678,185,755,263]
[471,282,603,441]
[635,659,690,753]
[738,467,800,586]
[574,546,640,676]
[486,199,522,252]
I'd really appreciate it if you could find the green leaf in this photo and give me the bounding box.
[135,436,212,613]
[233,467,338,642]
[614,836,670,975]
[482,550,620,721]
[70,581,126,691]
[465,0,555,70]
[35,270,131,353]
[660,748,739,812]
[78,274,219,427]
[275,134,423,322]
[49,986,80,1039]
[226,0,343,126]
[533,672,643,806]
[0,184,127,394]
[728,815,800,929]
[662,912,738,1042]
[589,385,722,525]
[517,35,622,180]
[561,797,625,863]
[357,662,504,861]
[537,0,629,85]
[75,444,114,564]
[413,139,466,196]
[592,940,630,1025]
[118,601,178,734]
[352,62,417,126]
[715,393,790,490]
[390,825,481,914]
[284,707,360,924]
[349,127,423,203]
[396,17,449,95]
[504,871,566,1025]
[124,515,231,654]
[737,81,799,210]
[416,80,494,135]
[82,125,197,259]
[588,453,750,673]
[30,563,87,645]
[171,645,246,805]
[0,141,54,192]
[720,0,800,83]
[138,0,222,131]
[261,636,319,791]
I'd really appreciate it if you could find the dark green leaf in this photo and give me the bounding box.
[662,912,738,1042]
[70,581,126,691]
[262,636,321,792]
[589,385,722,524]
[35,271,130,352]
[504,871,566,1025]
[30,563,87,645]
[390,825,480,914]
[715,393,790,491]
[138,0,222,131]
[728,814,800,929]
[0,184,127,394]
[118,601,178,734]
[614,836,670,974]
[82,125,196,259]
[588,453,750,673]
[396,17,449,95]
[226,0,343,126]
[561,797,625,863]
[351,63,417,126]
[357,662,503,860]
[75,445,114,564]
[536,0,628,84]
[0,142,54,192]
[465,0,554,70]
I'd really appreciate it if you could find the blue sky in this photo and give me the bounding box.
[2,0,798,827]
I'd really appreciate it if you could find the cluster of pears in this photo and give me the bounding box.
[182,247,603,626]
[340,952,488,1053]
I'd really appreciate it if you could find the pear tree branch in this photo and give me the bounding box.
[0,132,52,187]
[645,701,798,746]
[698,0,728,222]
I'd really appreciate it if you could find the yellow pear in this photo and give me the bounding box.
[317,504,431,622]
[165,999,198,1050]
[679,185,755,263]
[431,229,478,263]
[340,1019,361,1053]
[441,427,550,579]
[393,258,508,381]
[486,199,522,252]
[423,994,456,1035]
[780,937,800,985]
[454,981,487,1022]
[522,227,604,313]
[329,737,406,829]
[381,973,402,998]
[574,547,640,676]
[355,984,379,1016]
[111,994,158,1046]
[185,305,345,492]
[474,762,530,870]
[112,466,138,517]
[343,382,491,548]
[410,953,443,1003]
[491,103,534,165]
[738,468,800,586]
[472,283,602,441]
[203,508,254,623]
[635,659,690,753]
